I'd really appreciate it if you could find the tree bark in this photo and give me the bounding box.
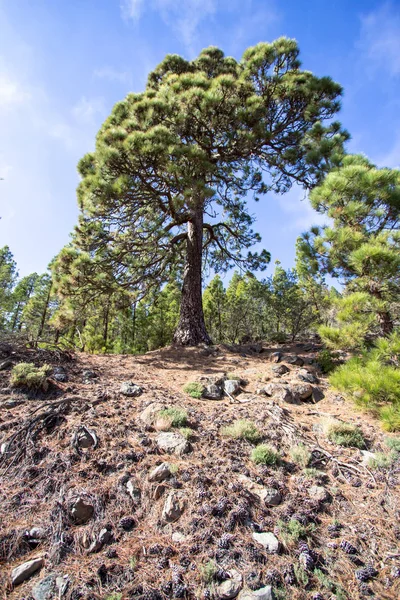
[173,209,211,346]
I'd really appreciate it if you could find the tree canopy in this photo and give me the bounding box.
[54,38,348,345]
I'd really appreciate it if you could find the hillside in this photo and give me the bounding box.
[0,341,399,600]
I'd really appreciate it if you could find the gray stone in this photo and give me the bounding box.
[75,427,97,449]
[88,528,113,553]
[0,359,13,370]
[269,352,281,363]
[120,381,143,397]
[0,442,9,455]
[272,364,290,376]
[157,432,190,456]
[252,532,280,554]
[198,372,226,386]
[216,570,243,599]
[297,369,319,384]
[285,354,304,366]
[82,369,98,380]
[139,402,165,426]
[70,497,94,524]
[224,380,241,396]
[31,573,59,600]
[263,383,295,403]
[203,383,223,400]
[238,585,274,600]
[11,557,44,586]
[126,480,141,503]
[312,387,324,402]
[289,383,313,401]
[172,531,186,543]
[261,488,282,506]
[149,462,171,483]
[309,485,330,502]
[162,491,186,522]
[360,450,376,467]
[4,399,20,408]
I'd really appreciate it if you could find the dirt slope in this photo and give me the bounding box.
[0,342,399,600]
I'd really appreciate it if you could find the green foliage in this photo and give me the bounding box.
[179,427,194,440]
[251,444,280,465]
[10,362,51,391]
[278,518,316,545]
[221,420,262,443]
[289,444,312,467]
[314,569,336,592]
[105,594,122,600]
[317,349,337,373]
[303,467,324,479]
[0,246,18,329]
[199,560,218,584]
[158,407,188,427]
[329,331,400,430]
[368,452,397,469]
[183,382,204,399]
[294,564,309,586]
[385,436,400,452]
[324,420,365,448]
[298,155,400,348]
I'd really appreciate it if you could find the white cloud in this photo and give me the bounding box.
[120,0,145,21]
[72,96,105,124]
[121,0,217,50]
[277,186,328,233]
[359,3,400,76]
[94,66,132,84]
[0,72,30,110]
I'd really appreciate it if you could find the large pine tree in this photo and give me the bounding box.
[57,39,347,345]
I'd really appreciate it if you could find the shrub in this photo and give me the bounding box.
[289,444,312,467]
[10,362,51,391]
[368,452,397,469]
[302,467,323,479]
[199,559,217,584]
[222,419,261,443]
[179,427,194,439]
[329,331,400,430]
[183,382,204,399]
[277,518,315,545]
[251,444,280,466]
[324,420,365,449]
[157,407,188,427]
[385,436,400,452]
[317,349,338,374]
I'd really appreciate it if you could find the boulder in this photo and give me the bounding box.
[261,488,282,506]
[224,380,241,396]
[162,491,186,522]
[70,497,94,524]
[11,557,44,586]
[238,586,275,600]
[157,432,191,456]
[216,570,243,599]
[203,383,223,400]
[149,462,171,483]
[126,480,142,504]
[309,485,330,502]
[139,402,165,426]
[252,532,280,554]
[31,573,59,600]
[198,372,226,386]
[297,369,319,384]
[0,359,13,371]
[263,383,295,403]
[272,364,290,376]
[289,383,313,401]
[120,381,143,397]
[285,355,304,366]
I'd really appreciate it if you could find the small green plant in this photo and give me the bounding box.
[158,407,188,427]
[379,405,400,432]
[199,559,217,584]
[105,594,122,600]
[385,436,400,452]
[222,419,262,443]
[169,464,179,474]
[10,362,51,391]
[129,556,137,570]
[294,564,309,586]
[368,451,397,469]
[317,349,337,374]
[277,518,315,545]
[251,444,280,466]
[179,427,194,440]
[314,568,335,592]
[183,382,204,399]
[289,444,312,467]
[303,467,323,479]
[324,420,365,449]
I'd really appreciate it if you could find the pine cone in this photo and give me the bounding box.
[172,583,186,598]
[118,516,136,531]
[340,540,357,554]
[299,551,315,570]
[218,534,234,549]
[355,566,378,582]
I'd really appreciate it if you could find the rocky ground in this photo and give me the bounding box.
[0,341,399,600]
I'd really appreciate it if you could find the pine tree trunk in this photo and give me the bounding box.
[173,209,211,346]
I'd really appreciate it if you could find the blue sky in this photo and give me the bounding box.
[0,0,399,282]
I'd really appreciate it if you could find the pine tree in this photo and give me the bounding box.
[0,246,18,329]
[9,273,39,331]
[56,39,348,345]
[297,154,400,349]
